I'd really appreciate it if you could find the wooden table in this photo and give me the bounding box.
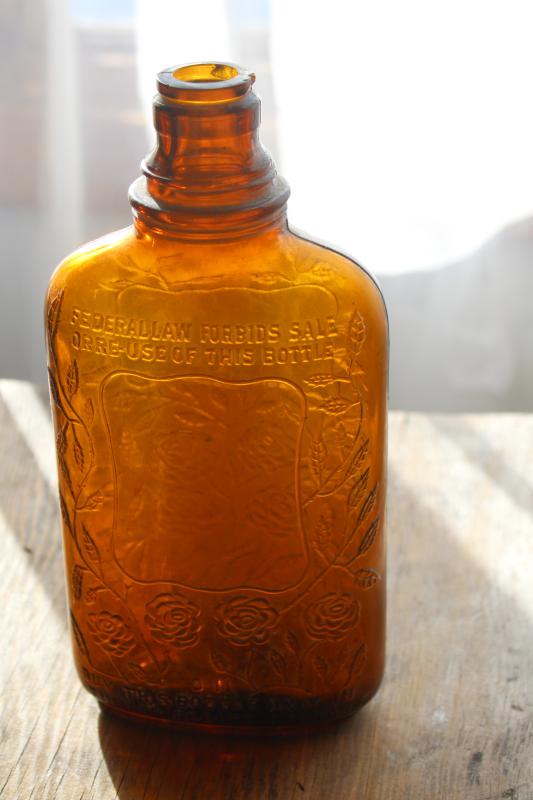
[1,379,532,799]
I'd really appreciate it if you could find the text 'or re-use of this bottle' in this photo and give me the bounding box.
[45,62,388,733]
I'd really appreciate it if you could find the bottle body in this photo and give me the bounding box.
[45,64,388,732]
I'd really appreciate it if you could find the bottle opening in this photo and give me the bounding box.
[157,62,254,102]
[172,63,239,84]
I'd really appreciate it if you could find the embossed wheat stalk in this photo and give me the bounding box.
[346,310,366,372]
[310,438,327,484]
[313,513,334,563]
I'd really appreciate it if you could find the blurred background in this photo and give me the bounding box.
[2,0,533,410]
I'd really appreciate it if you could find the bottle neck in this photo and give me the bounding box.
[129,63,290,241]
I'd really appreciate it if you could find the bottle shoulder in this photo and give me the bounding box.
[286,228,387,308]
[283,228,388,335]
[45,226,136,299]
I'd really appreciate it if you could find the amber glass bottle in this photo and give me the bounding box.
[45,63,388,732]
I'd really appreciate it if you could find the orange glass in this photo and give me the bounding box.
[45,62,388,732]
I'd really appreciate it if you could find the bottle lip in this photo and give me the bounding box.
[157,62,255,104]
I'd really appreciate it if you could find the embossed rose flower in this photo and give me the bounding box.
[236,423,292,470]
[215,596,278,646]
[246,486,295,531]
[87,611,135,657]
[145,593,201,649]
[154,430,216,478]
[305,593,360,640]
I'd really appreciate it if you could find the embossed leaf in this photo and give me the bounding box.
[284,631,298,655]
[347,643,367,681]
[346,310,366,360]
[84,398,95,424]
[85,587,99,604]
[332,644,351,677]
[334,421,348,449]
[250,654,274,687]
[356,517,380,558]
[105,264,166,290]
[256,400,298,425]
[210,649,231,674]
[347,468,370,508]
[317,468,349,497]
[320,396,353,415]
[73,430,85,471]
[80,490,104,511]
[47,289,64,343]
[251,271,291,286]
[248,400,275,418]
[351,568,381,589]
[356,484,379,525]
[169,272,226,290]
[81,524,100,563]
[305,373,338,388]
[100,278,135,290]
[112,392,139,414]
[209,388,229,414]
[59,493,74,538]
[48,368,63,412]
[312,654,329,679]
[58,454,73,494]
[173,409,214,428]
[117,253,139,269]
[310,262,333,280]
[349,363,366,378]
[128,492,145,517]
[270,649,288,678]
[72,564,84,600]
[56,421,69,455]
[348,439,369,476]
[127,662,146,683]
[70,610,89,657]
[66,360,79,396]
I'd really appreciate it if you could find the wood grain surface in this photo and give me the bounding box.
[0,379,532,799]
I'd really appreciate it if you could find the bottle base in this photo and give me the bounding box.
[92,683,377,736]
[98,698,361,736]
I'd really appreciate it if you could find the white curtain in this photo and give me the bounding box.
[271,0,533,274]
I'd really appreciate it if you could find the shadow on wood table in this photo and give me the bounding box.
[97,707,376,799]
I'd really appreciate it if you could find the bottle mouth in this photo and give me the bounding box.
[157,62,255,103]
